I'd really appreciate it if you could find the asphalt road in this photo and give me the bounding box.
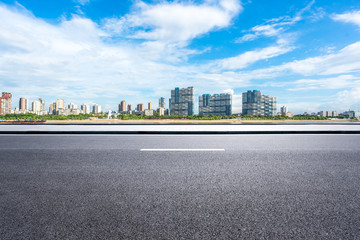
[1,134,360,239]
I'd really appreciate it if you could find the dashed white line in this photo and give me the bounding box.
[140,149,225,152]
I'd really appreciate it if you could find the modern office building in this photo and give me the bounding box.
[319,110,338,117]
[148,102,152,110]
[39,98,45,112]
[280,106,294,117]
[19,97,28,111]
[92,104,102,114]
[320,111,329,117]
[199,93,232,116]
[349,111,360,119]
[68,103,77,110]
[32,100,41,113]
[170,87,194,116]
[169,98,171,114]
[157,107,165,116]
[119,100,126,112]
[137,104,144,112]
[242,90,277,116]
[56,99,65,111]
[49,103,56,114]
[127,104,132,111]
[159,97,166,108]
[81,104,91,114]
[0,92,12,115]
[280,106,288,115]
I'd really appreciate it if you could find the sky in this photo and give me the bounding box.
[1,0,360,114]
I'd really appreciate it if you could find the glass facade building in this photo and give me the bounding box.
[242,90,277,116]
[159,97,166,108]
[199,93,232,116]
[170,87,194,116]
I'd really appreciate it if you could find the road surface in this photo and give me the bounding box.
[1,134,360,239]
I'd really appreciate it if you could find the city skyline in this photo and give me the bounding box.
[1,1,360,113]
[3,88,357,118]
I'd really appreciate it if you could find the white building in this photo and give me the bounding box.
[68,103,78,110]
[56,99,65,111]
[32,100,41,114]
[157,107,165,116]
[93,104,102,114]
[81,104,91,114]
[144,109,154,116]
[242,90,277,116]
[319,110,338,117]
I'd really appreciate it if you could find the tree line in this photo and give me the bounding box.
[0,113,355,121]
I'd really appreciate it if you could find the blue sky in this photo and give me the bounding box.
[1,0,360,113]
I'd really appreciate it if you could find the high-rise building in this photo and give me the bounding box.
[157,107,165,116]
[137,104,144,112]
[319,111,328,117]
[127,104,132,111]
[319,110,338,117]
[93,104,102,114]
[38,98,45,112]
[169,98,171,114]
[68,103,77,110]
[0,92,12,115]
[148,102,152,110]
[199,93,232,116]
[19,98,28,111]
[49,103,56,114]
[348,111,360,118]
[32,100,41,113]
[280,106,288,115]
[159,97,166,108]
[170,87,194,116]
[242,90,277,116]
[81,104,91,114]
[119,100,126,112]
[56,99,65,110]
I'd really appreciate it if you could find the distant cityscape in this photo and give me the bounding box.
[0,87,359,119]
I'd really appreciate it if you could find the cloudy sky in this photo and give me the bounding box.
[1,0,360,113]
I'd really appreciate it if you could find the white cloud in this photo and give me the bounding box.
[0,2,248,110]
[223,89,234,95]
[1,1,360,114]
[0,4,186,106]
[287,75,360,91]
[279,41,360,75]
[236,24,285,43]
[230,40,360,81]
[188,39,360,96]
[213,44,294,70]
[332,10,360,27]
[336,87,360,110]
[236,0,316,43]
[103,0,242,43]
[75,0,90,6]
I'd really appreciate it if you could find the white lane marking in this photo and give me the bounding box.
[140,149,225,152]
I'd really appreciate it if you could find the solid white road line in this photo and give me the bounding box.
[140,149,225,152]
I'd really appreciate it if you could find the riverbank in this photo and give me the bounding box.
[43,119,359,124]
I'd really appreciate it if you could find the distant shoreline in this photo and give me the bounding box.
[40,119,359,124]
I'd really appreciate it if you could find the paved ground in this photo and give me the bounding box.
[1,134,360,239]
[1,123,360,133]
